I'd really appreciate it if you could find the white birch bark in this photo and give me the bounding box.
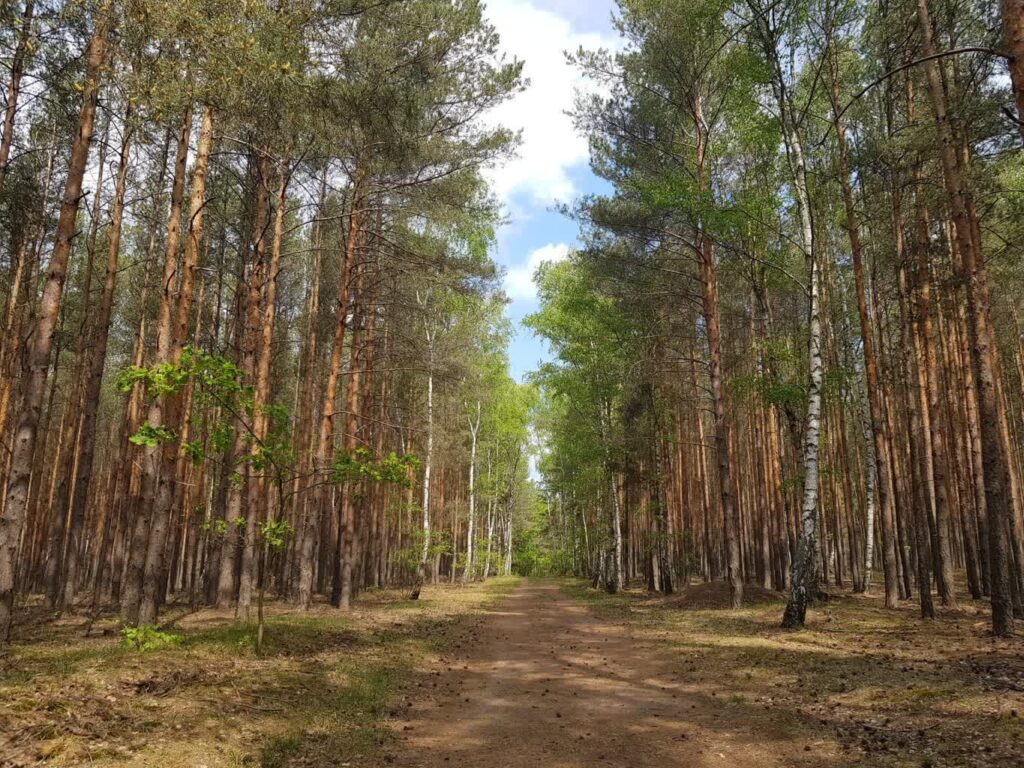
[599,403,623,592]
[779,101,825,628]
[744,2,825,627]
[861,398,877,591]
[482,450,494,578]
[462,400,480,583]
[412,290,435,599]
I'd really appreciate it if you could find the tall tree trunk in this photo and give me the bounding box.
[292,177,325,606]
[42,114,109,608]
[911,192,958,607]
[827,46,900,606]
[700,235,742,607]
[600,403,623,593]
[411,319,435,600]
[482,450,495,579]
[138,105,214,626]
[296,178,360,608]
[917,0,1014,635]
[0,4,111,641]
[62,116,134,612]
[238,154,286,619]
[337,260,366,610]
[122,106,193,625]
[219,151,270,612]
[773,91,825,628]
[899,250,937,619]
[462,401,480,584]
[693,94,742,607]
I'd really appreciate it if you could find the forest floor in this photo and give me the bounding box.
[0,577,520,767]
[377,580,1024,768]
[2,577,1024,768]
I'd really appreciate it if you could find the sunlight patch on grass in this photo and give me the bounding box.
[556,576,1024,767]
[0,578,521,768]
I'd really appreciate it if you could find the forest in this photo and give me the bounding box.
[530,0,1024,634]
[0,0,1023,766]
[0,0,536,640]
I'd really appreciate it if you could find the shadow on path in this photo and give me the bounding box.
[381,581,842,768]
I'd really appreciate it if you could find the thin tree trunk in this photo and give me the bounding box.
[63,116,134,612]
[293,177,325,606]
[296,178,360,608]
[827,45,899,606]
[911,191,958,607]
[0,1,34,194]
[462,401,480,584]
[411,318,434,600]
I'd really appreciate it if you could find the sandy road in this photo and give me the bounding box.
[383,581,838,768]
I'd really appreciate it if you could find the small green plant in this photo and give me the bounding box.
[261,518,295,550]
[200,518,229,536]
[128,422,176,447]
[121,625,182,652]
[254,517,297,655]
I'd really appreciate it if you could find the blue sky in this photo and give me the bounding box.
[481,0,619,382]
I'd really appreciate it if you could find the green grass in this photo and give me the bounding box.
[259,732,303,768]
[558,578,634,619]
[0,578,523,767]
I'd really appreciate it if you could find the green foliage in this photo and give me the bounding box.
[116,361,188,397]
[261,518,295,551]
[200,519,229,537]
[183,440,205,465]
[333,448,419,486]
[120,625,182,652]
[211,423,233,454]
[510,490,568,577]
[119,348,252,462]
[128,423,176,447]
[400,527,453,568]
[764,382,807,410]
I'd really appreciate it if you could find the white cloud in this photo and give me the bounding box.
[504,242,570,301]
[482,0,618,207]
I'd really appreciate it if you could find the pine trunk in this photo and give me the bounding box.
[0,5,111,641]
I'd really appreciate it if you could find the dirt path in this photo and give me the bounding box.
[384,581,840,768]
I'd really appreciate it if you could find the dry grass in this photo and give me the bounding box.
[561,579,1024,767]
[0,577,521,767]
[6,576,1021,768]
